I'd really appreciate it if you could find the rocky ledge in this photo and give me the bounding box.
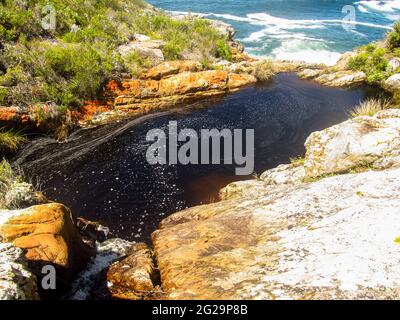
[104,109,400,300]
[0,60,257,131]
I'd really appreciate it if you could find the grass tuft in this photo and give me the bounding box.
[247,60,275,81]
[0,129,28,152]
[350,98,391,117]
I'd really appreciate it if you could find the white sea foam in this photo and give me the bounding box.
[166,9,393,66]
[355,0,400,13]
[270,39,341,66]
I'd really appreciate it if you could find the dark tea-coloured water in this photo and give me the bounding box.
[14,74,372,242]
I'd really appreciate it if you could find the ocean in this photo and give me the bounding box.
[148,0,400,65]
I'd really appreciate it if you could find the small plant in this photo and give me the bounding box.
[247,60,275,81]
[350,98,391,117]
[0,129,28,153]
[216,38,232,61]
[290,156,306,166]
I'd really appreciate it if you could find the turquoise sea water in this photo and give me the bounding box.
[149,0,400,65]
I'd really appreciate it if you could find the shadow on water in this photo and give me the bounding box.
[13,73,377,242]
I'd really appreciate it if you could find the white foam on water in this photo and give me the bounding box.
[355,0,400,12]
[270,39,341,66]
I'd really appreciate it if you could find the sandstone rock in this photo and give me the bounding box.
[314,70,366,87]
[152,167,400,299]
[0,243,39,300]
[0,203,93,281]
[297,68,324,79]
[304,110,400,177]
[298,68,366,87]
[141,60,203,80]
[335,51,357,70]
[388,57,400,72]
[260,163,306,185]
[383,73,400,92]
[107,242,159,300]
[112,70,256,112]
[209,20,236,40]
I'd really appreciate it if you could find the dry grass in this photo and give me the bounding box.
[248,60,276,81]
[350,98,392,117]
[0,129,27,152]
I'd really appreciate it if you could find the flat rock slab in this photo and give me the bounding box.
[152,167,400,300]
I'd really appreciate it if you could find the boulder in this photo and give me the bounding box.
[0,203,94,281]
[118,38,165,63]
[107,242,159,300]
[0,243,39,300]
[303,70,366,87]
[335,51,357,70]
[388,58,400,72]
[297,68,324,79]
[383,73,400,92]
[209,20,236,40]
[304,109,400,177]
[298,67,366,87]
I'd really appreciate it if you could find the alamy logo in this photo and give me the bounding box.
[342,5,356,32]
[41,265,56,290]
[41,5,56,31]
[146,121,255,175]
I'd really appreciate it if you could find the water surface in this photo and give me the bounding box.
[149,0,399,64]
[14,74,371,242]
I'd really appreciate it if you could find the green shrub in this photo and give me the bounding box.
[348,47,388,84]
[216,39,232,61]
[0,87,9,105]
[387,21,400,50]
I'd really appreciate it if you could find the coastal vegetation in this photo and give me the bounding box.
[347,22,400,85]
[0,0,232,110]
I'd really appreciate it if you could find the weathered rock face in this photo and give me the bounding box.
[304,109,400,177]
[383,73,400,92]
[83,65,256,125]
[141,60,203,80]
[0,243,39,300]
[152,167,400,300]
[150,110,400,300]
[118,34,165,63]
[388,58,400,72]
[0,203,94,281]
[107,242,160,300]
[298,69,366,87]
[335,51,357,71]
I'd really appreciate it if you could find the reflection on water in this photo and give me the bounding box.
[14,73,372,242]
